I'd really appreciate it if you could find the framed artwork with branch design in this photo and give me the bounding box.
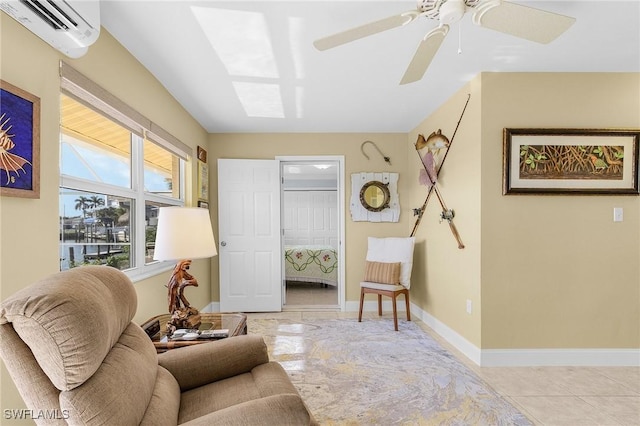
[503,128,639,195]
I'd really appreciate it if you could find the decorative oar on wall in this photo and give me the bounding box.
[410,94,471,249]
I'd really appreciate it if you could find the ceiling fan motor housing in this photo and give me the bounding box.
[440,0,466,23]
[418,0,483,21]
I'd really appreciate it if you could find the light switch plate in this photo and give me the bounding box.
[613,207,623,222]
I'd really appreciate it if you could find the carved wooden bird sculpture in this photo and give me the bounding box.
[167,259,198,313]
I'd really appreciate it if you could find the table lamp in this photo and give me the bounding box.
[153,206,217,334]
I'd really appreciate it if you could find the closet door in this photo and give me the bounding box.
[283,191,337,247]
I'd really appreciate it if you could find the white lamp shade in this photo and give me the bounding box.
[153,207,217,261]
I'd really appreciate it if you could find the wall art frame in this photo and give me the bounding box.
[197,145,207,163]
[503,128,639,195]
[0,80,40,198]
[197,154,209,201]
[350,172,400,222]
[197,146,209,201]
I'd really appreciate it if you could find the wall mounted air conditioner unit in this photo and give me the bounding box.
[0,0,100,58]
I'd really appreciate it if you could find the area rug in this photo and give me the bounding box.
[249,318,532,426]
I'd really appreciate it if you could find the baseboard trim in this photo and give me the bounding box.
[480,348,640,367]
[354,301,640,367]
[201,302,219,313]
[410,304,483,366]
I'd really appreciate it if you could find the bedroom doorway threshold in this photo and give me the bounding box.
[283,305,340,312]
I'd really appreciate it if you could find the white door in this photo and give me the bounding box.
[218,159,282,312]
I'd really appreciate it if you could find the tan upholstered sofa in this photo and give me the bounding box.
[0,266,316,425]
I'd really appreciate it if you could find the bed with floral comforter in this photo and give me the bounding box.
[284,245,338,287]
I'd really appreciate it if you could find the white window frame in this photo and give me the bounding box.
[59,62,191,281]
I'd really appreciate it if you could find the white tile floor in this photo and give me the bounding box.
[284,283,338,306]
[247,310,640,426]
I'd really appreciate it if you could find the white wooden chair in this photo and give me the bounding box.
[358,237,415,331]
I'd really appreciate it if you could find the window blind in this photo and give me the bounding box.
[59,61,192,161]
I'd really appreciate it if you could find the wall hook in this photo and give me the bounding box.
[361,140,391,165]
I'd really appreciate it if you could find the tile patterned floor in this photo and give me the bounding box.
[285,282,338,306]
[247,310,640,426]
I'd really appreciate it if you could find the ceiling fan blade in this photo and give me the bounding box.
[400,25,449,85]
[473,0,575,44]
[313,11,419,51]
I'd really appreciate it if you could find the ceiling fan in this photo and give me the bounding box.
[313,0,576,85]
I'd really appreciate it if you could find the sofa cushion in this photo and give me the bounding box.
[252,362,300,397]
[59,323,158,425]
[180,394,315,426]
[140,367,181,426]
[178,361,301,424]
[178,372,261,423]
[0,324,64,425]
[0,266,137,391]
[158,334,270,391]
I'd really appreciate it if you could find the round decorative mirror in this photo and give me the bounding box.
[359,181,390,212]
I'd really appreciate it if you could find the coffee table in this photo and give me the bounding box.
[141,312,247,353]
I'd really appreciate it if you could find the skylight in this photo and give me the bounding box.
[192,6,287,118]
[192,7,278,78]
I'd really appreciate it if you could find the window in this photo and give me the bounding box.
[59,63,191,279]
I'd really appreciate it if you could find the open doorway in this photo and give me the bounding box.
[280,158,343,310]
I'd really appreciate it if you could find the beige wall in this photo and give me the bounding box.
[480,73,640,349]
[209,74,640,354]
[407,80,484,347]
[1,16,209,415]
[208,133,410,302]
[408,73,640,350]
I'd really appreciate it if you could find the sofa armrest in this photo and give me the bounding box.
[179,394,318,426]
[157,334,269,391]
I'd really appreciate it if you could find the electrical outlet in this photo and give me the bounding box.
[466,299,472,314]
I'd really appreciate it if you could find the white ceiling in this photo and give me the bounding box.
[100,1,640,134]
